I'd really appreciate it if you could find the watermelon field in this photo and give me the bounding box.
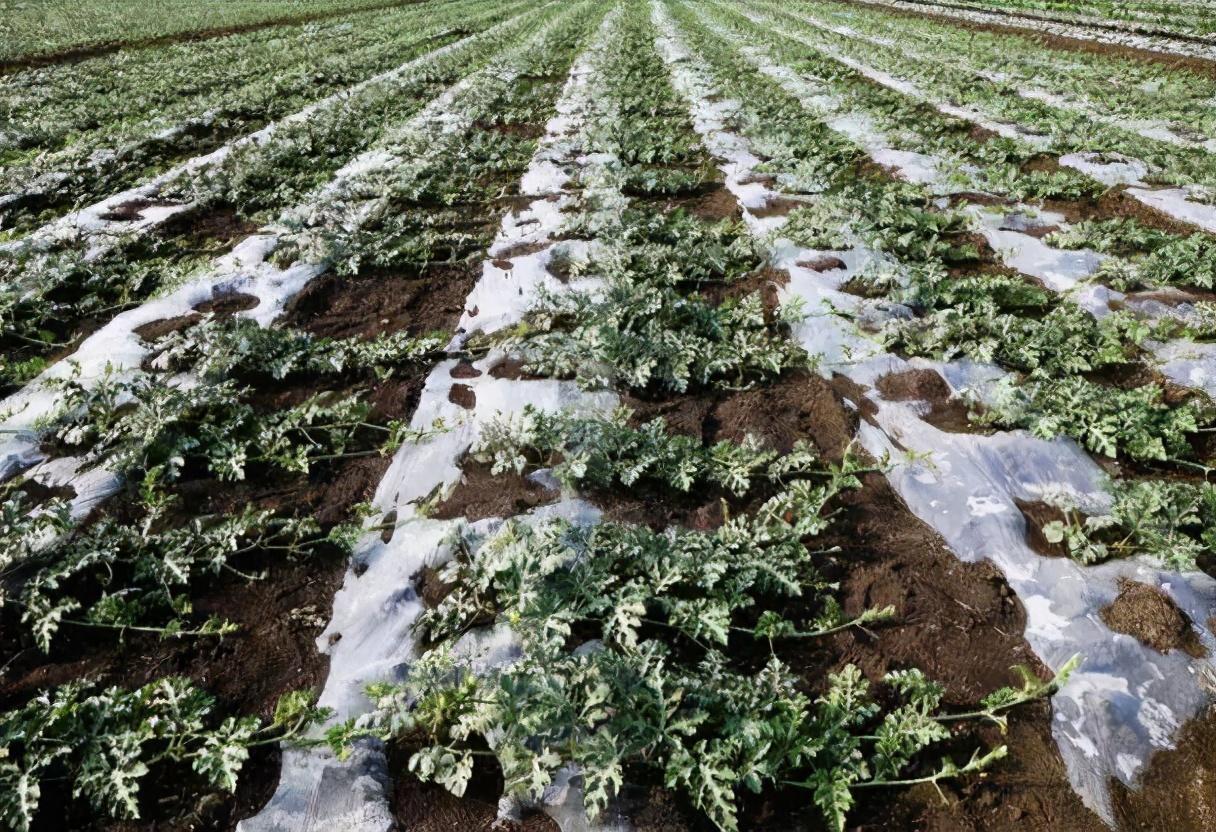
[2,0,1216,829]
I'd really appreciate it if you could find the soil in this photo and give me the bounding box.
[1100,578,1206,657]
[448,382,477,410]
[195,291,261,315]
[596,369,1109,831]
[450,359,484,379]
[1045,187,1208,240]
[701,266,789,320]
[159,205,262,250]
[132,290,261,342]
[488,355,547,381]
[1015,499,1071,558]
[797,254,848,273]
[389,744,558,832]
[874,368,985,434]
[432,459,561,522]
[1111,704,1216,830]
[749,195,804,219]
[132,311,203,342]
[4,548,347,832]
[0,0,424,75]
[660,181,743,221]
[280,261,480,340]
[97,198,171,222]
[760,378,1105,832]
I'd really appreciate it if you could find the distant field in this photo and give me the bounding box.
[3,1,1216,831]
[885,0,1216,38]
[0,0,415,62]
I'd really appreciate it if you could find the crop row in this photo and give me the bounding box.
[3,0,1214,830]
[0,1,605,827]
[854,0,1216,62]
[256,2,1088,830]
[654,0,1215,820]
[737,0,1216,199]
[0,0,547,397]
[675,0,1216,570]
[0,0,529,235]
[781,0,1216,150]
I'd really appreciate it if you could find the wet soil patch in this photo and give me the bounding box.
[1100,578,1206,656]
[281,261,479,340]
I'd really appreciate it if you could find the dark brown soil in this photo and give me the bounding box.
[5,550,347,832]
[797,254,847,272]
[160,205,261,250]
[0,0,424,75]
[281,262,479,340]
[700,266,789,322]
[763,377,1103,831]
[195,291,260,315]
[412,565,456,610]
[1111,704,1216,830]
[132,289,260,342]
[1045,186,1209,240]
[97,198,171,222]
[450,359,484,379]
[749,195,803,218]
[661,181,742,221]
[390,748,558,832]
[1015,499,1071,558]
[487,355,547,381]
[1100,578,1206,656]
[448,382,477,410]
[133,312,203,342]
[606,369,1107,832]
[875,368,984,434]
[432,459,560,522]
